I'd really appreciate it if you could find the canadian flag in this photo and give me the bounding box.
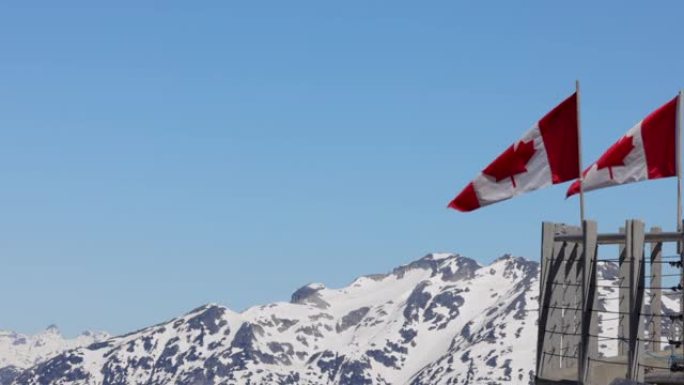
[449,93,579,212]
[567,96,679,197]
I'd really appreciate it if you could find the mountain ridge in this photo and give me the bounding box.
[0,325,109,385]
[7,252,667,385]
[9,253,543,385]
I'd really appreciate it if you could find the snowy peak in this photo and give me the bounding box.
[391,253,481,281]
[0,325,110,374]
[43,325,59,335]
[489,255,539,281]
[288,254,483,312]
[290,283,329,308]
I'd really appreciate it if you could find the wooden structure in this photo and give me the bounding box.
[535,220,683,385]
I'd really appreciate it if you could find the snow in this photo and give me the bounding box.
[0,326,109,369]
[7,253,678,385]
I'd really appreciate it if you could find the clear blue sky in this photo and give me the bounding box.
[1,1,683,337]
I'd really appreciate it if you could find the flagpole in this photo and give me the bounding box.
[677,90,682,239]
[676,91,683,359]
[576,80,585,224]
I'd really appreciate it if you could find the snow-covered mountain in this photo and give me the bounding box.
[9,254,539,385]
[0,326,109,385]
[7,253,678,385]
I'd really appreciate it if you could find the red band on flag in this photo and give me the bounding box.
[538,93,579,184]
[566,179,580,197]
[641,97,677,179]
[448,183,480,212]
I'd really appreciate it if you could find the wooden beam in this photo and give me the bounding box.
[627,220,646,382]
[579,220,598,385]
[649,227,663,352]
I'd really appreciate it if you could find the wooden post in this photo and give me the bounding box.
[538,223,586,382]
[537,222,557,378]
[579,220,598,385]
[649,227,663,352]
[563,234,581,369]
[627,220,646,382]
[618,225,630,357]
[547,237,566,370]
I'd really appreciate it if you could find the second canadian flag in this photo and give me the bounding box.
[567,95,680,197]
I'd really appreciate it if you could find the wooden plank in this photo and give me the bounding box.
[628,220,646,382]
[562,234,581,369]
[555,231,683,244]
[537,222,557,378]
[649,227,662,352]
[546,236,566,370]
[579,220,598,384]
[618,225,629,357]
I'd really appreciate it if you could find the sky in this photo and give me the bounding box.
[1,1,683,337]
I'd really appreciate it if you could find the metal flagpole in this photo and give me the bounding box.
[677,90,683,238]
[575,80,587,384]
[575,84,588,374]
[576,80,585,224]
[677,90,683,357]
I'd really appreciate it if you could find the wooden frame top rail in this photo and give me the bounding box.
[554,231,683,245]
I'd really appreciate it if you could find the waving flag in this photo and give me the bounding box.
[567,96,679,197]
[449,93,579,212]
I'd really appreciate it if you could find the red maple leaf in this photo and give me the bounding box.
[596,135,634,180]
[482,140,536,188]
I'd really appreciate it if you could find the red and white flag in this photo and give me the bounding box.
[449,93,580,212]
[567,96,679,197]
